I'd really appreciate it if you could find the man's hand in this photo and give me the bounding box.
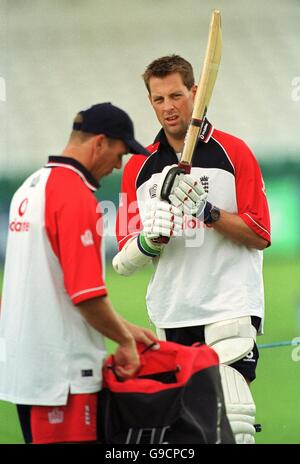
[77,296,142,379]
[114,322,159,378]
[143,198,183,239]
[169,173,207,216]
[113,324,159,379]
[113,339,140,379]
[123,319,159,348]
[157,165,207,216]
[113,196,183,275]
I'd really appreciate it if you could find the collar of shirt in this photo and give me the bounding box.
[45,156,100,192]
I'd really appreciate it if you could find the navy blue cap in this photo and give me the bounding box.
[73,103,149,155]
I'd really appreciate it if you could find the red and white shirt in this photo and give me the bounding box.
[116,122,271,331]
[0,157,107,405]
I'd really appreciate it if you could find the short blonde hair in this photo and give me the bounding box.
[142,55,195,93]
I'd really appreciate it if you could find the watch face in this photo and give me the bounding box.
[211,207,220,222]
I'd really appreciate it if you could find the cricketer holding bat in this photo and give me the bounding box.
[0,103,157,444]
[113,55,271,444]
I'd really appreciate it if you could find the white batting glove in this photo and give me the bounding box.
[169,173,208,216]
[143,198,184,240]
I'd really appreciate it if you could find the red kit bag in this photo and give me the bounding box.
[97,341,234,444]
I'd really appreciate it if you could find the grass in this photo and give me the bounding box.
[0,258,300,444]
[0,402,23,444]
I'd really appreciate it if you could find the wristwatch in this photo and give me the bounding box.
[204,202,221,225]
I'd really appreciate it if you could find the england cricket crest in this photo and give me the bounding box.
[200,175,209,193]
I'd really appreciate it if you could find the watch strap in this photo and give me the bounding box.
[203,201,213,224]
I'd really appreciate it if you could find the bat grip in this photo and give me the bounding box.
[177,162,192,174]
[160,166,187,201]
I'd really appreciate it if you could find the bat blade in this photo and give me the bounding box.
[179,9,222,169]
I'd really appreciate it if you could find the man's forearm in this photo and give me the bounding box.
[212,209,268,250]
[77,296,134,345]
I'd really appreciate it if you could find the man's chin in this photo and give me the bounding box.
[164,126,186,140]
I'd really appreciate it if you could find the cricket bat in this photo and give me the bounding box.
[179,9,222,171]
[160,10,222,201]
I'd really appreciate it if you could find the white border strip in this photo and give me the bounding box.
[72,286,106,300]
[118,232,139,247]
[243,213,271,238]
[202,124,214,143]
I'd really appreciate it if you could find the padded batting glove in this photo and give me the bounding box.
[169,173,207,216]
[143,198,184,239]
[157,165,208,216]
[138,198,183,255]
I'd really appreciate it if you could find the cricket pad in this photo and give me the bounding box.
[97,340,235,444]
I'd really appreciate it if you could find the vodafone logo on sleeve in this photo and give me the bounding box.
[9,198,30,232]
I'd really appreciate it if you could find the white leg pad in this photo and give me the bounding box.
[156,328,166,341]
[219,364,256,444]
[205,316,256,364]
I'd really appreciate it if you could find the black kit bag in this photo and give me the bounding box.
[97,340,234,444]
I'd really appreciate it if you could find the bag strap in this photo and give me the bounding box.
[106,364,125,382]
[140,342,158,354]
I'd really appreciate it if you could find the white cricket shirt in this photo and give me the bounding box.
[0,157,108,405]
[116,124,271,331]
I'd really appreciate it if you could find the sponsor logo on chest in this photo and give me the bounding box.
[9,198,30,233]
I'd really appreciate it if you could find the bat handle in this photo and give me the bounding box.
[177,162,192,174]
[160,165,188,202]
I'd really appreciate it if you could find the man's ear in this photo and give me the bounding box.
[191,85,197,100]
[94,134,105,148]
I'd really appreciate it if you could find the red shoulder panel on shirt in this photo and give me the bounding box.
[45,168,108,303]
[116,144,159,249]
[212,129,271,244]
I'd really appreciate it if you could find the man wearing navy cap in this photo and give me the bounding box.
[0,103,156,444]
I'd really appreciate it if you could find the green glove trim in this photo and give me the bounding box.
[138,233,161,257]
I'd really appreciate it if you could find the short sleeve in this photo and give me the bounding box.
[234,141,271,244]
[45,169,107,304]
